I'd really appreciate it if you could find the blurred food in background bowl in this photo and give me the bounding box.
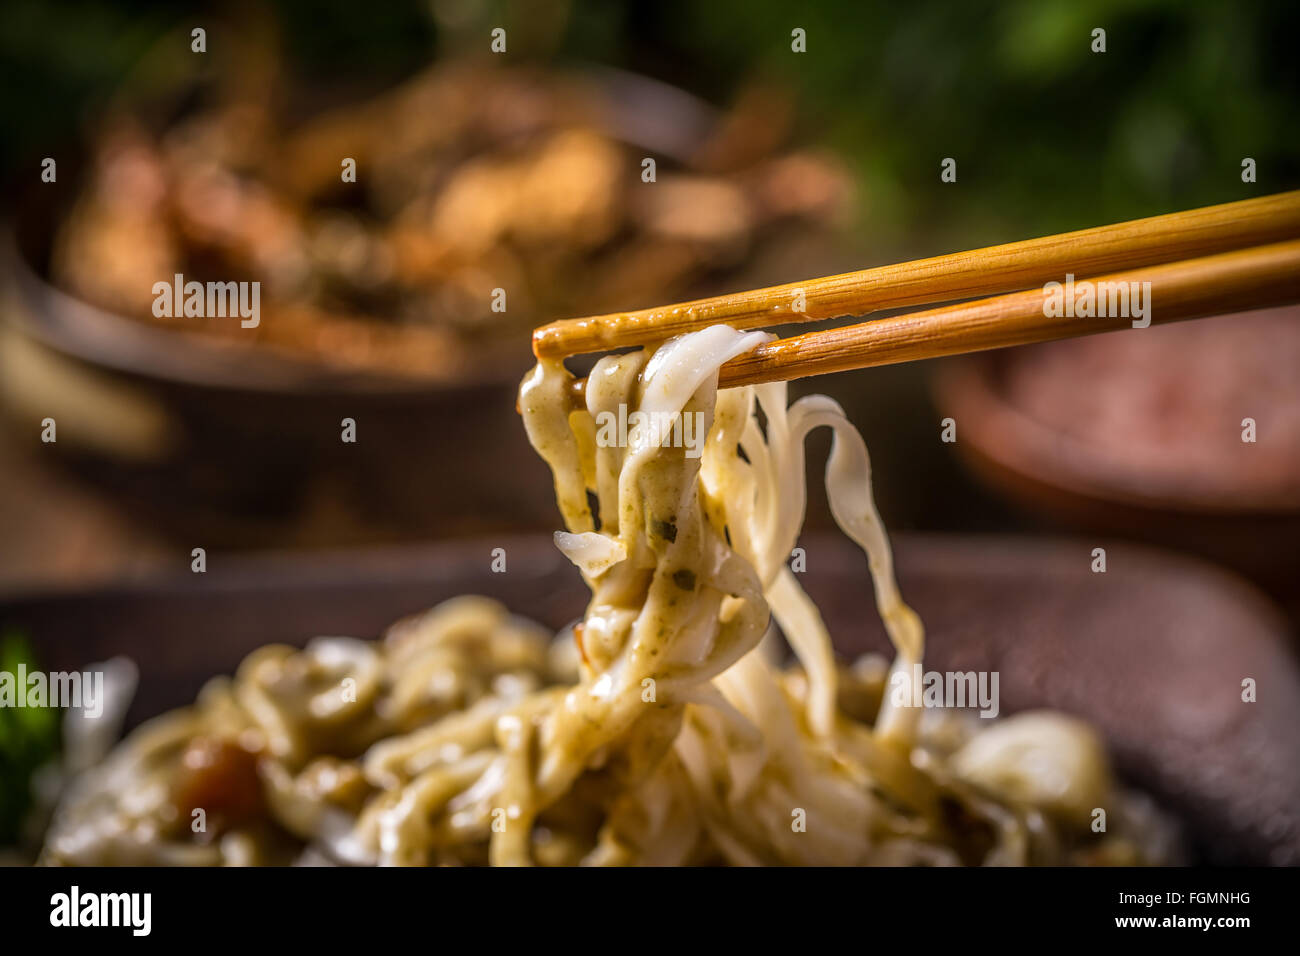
[45,58,854,383]
[3,53,858,548]
[934,306,1300,618]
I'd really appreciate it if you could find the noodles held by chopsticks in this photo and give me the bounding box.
[41,329,1177,865]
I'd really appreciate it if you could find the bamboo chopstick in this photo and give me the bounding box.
[533,190,1300,359]
[712,239,1300,389]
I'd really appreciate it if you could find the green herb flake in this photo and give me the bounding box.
[651,518,678,543]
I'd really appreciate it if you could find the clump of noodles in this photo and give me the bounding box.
[518,325,929,864]
[41,327,1178,866]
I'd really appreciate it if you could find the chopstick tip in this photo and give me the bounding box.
[531,326,551,359]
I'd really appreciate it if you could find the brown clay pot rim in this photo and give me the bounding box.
[933,342,1300,516]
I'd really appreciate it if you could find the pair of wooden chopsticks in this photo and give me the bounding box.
[533,191,1300,394]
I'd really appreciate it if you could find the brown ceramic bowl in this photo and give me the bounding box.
[3,532,1297,864]
[932,307,1300,617]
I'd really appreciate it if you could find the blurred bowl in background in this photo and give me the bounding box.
[934,307,1300,619]
[1,64,859,549]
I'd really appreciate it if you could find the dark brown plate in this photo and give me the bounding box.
[2,533,1296,865]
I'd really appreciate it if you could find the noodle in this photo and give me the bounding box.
[41,328,1177,866]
